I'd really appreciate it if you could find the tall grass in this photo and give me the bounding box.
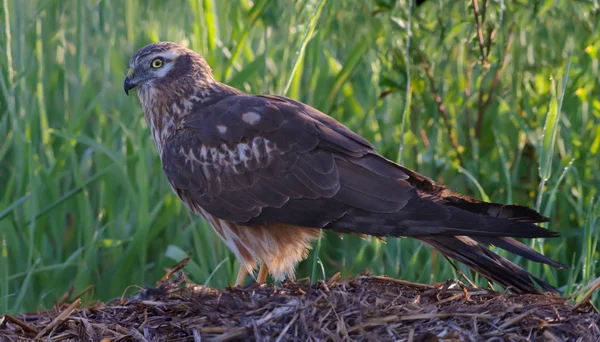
[0,0,598,313]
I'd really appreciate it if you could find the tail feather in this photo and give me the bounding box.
[333,200,559,239]
[473,236,565,268]
[343,164,564,293]
[427,183,550,223]
[446,201,550,223]
[418,235,559,294]
[424,194,562,293]
[327,167,563,293]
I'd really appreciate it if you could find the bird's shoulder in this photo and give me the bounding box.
[168,93,373,154]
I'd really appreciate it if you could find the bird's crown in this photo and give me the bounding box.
[128,42,189,67]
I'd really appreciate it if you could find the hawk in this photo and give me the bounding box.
[124,42,564,293]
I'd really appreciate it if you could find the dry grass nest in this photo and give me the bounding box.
[2,259,599,341]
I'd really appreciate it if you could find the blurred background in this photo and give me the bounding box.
[1,0,599,313]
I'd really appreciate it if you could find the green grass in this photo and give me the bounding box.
[1,0,599,313]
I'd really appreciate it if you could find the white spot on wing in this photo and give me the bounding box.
[238,143,251,162]
[200,145,208,161]
[217,125,227,134]
[251,137,263,159]
[242,111,261,125]
[192,138,276,169]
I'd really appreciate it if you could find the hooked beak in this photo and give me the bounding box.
[124,68,137,95]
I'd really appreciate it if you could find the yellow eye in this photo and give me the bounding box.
[151,58,163,68]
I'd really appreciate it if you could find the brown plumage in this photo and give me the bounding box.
[124,42,564,293]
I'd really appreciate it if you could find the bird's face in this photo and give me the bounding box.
[124,42,216,99]
[124,43,186,96]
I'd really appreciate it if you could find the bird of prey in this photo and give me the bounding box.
[124,42,564,293]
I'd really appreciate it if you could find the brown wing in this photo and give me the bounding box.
[162,94,409,226]
[162,94,554,238]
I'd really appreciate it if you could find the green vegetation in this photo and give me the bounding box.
[1,0,598,314]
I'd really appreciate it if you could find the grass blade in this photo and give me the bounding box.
[397,0,413,165]
[0,194,30,222]
[536,58,571,211]
[282,0,328,96]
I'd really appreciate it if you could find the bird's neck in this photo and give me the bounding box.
[138,81,241,156]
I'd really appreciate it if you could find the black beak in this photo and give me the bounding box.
[124,77,136,96]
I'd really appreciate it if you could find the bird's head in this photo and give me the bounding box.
[124,42,214,97]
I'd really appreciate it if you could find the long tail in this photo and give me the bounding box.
[425,189,565,293]
[425,187,564,293]
[411,176,565,293]
[330,188,564,293]
[417,234,562,293]
[325,160,564,293]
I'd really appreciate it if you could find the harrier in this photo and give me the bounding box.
[124,42,563,293]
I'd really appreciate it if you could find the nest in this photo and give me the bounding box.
[1,262,599,341]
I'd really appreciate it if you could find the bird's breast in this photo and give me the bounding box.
[144,111,183,156]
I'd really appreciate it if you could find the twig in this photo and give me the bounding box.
[198,327,230,333]
[475,25,514,139]
[55,284,75,308]
[464,65,473,150]
[274,314,297,342]
[497,309,536,330]
[485,26,496,61]
[34,298,81,339]
[370,275,435,289]
[434,293,464,305]
[157,257,190,287]
[68,316,95,340]
[418,52,465,166]
[471,0,488,65]
[2,315,39,335]
[213,299,300,342]
[129,327,149,342]
[480,0,488,26]
[348,312,492,333]
[439,247,479,289]
[71,284,95,304]
[193,328,202,342]
[573,276,600,311]
[327,272,341,286]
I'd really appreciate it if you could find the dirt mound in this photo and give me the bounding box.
[1,271,598,341]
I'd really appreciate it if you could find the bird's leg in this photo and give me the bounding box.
[257,264,269,284]
[235,267,248,287]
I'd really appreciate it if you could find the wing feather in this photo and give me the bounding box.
[161,93,557,240]
[161,93,405,226]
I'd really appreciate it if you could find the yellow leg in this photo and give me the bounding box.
[235,267,248,287]
[257,264,269,284]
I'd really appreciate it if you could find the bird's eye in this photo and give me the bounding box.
[151,58,164,68]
